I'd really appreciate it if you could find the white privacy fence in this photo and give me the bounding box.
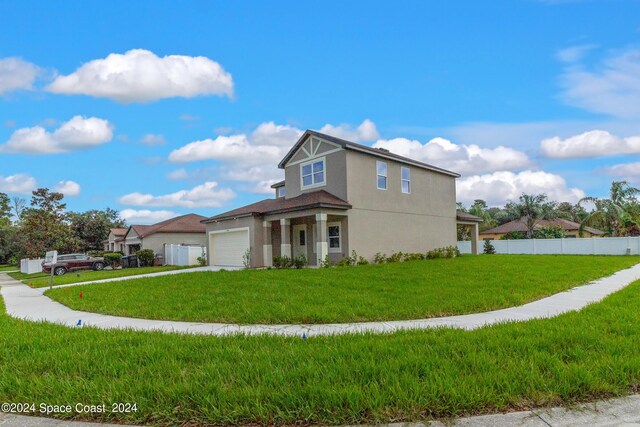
[20,258,45,274]
[458,237,640,255]
[164,244,206,266]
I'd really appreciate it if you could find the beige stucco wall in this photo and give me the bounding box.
[344,150,457,259]
[205,216,264,268]
[142,232,207,260]
[284,140,348,201]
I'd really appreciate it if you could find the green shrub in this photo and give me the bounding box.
[385,252,404,263]
[501,231,527,240]
[242,249,251,269]
[103,252,122,268]
[403,253,425,262]
[336,257,352,267]
[483,239,496,254]
[196,253,207,267]
[534,225,566,239]
[292,255,307,269]
[87,250,104,257]
[357,256,369,265]
[320,254,333,268]
[273,255,293,269]
[136,249,155,267]
[445,246,459,258]
[373,252,386,264]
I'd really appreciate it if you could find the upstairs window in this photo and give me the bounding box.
[401,167,411,193]
[301,159,325,188]
[377,161,387,190]
[277,186,286,198]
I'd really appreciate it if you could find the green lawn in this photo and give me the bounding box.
[47,255,639,324]
[0,264,18,272]
[9,266,189,288]
[3,278,640,426]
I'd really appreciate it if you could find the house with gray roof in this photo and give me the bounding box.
[202,130,481,267]
[121,213,208,259]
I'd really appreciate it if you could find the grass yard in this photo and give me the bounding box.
[3,279,640,426]
[0,264,18,272]
[47,255,639,324]
[10,265,189,288]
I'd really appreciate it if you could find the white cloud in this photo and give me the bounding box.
[373,137,531,175]
[53,180,80,196]
[46,49,233,103]
[168,119,380,193]
[319,119,379,142]
[556,44,597,63]
[119,209,179,225]
[140,134,166,146]
[251,122,304,146]
[457,170,585,206]
[169,134,284,165]
[602,162,640,177]
[119,181,236,208]
[0,57,40,95]
[560,48,640,118]
[540,130,640,159]
[0,174,37,194]
[0,116,114,154]
[167,169,188,180]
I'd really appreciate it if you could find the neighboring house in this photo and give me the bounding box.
[480,218,605,240]
[202,130,481,268]
[103,228,127,253]
[122,214,208,260]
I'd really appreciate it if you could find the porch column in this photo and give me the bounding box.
[280,218,291,258]
[263,221,273,267]
[470,223,479,255]
[315,213,328,265]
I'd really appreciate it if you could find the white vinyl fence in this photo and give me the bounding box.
[458,237,640,255]
[20,258,45,274]
[164,244,206,266]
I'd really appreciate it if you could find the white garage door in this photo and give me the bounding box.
[210,229,249,266]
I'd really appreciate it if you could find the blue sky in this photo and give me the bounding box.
[1,0,640,223]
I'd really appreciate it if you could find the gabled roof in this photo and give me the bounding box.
[202,190,351,223]
[481,218,605,236]
[126,214,207,238]
[270,180,285,189]
[110,228,127,237]
[456,211,483,223]
[277,130,460,177]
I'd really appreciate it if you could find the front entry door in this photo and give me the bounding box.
[292,224,307,259]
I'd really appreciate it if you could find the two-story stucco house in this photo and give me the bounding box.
[202,130,478,267]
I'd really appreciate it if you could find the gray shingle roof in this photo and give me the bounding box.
[278,130,460,177]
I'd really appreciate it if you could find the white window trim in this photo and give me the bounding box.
[327,222,342,253]
[376,160,387,190]
[300,156,326,190]
[277,186,285,198]
[401,166,411,194]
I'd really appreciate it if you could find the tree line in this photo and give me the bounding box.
[458,181,640,240]
[0,188,125,264]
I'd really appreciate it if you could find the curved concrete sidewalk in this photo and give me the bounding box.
[2,394,640,426]
[1,263,640,337]
[43,265,240,290]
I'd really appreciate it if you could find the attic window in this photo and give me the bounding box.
[301,158,325,189]
[277,186,286,198]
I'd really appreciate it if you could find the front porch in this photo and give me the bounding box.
[263,212,349,267]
